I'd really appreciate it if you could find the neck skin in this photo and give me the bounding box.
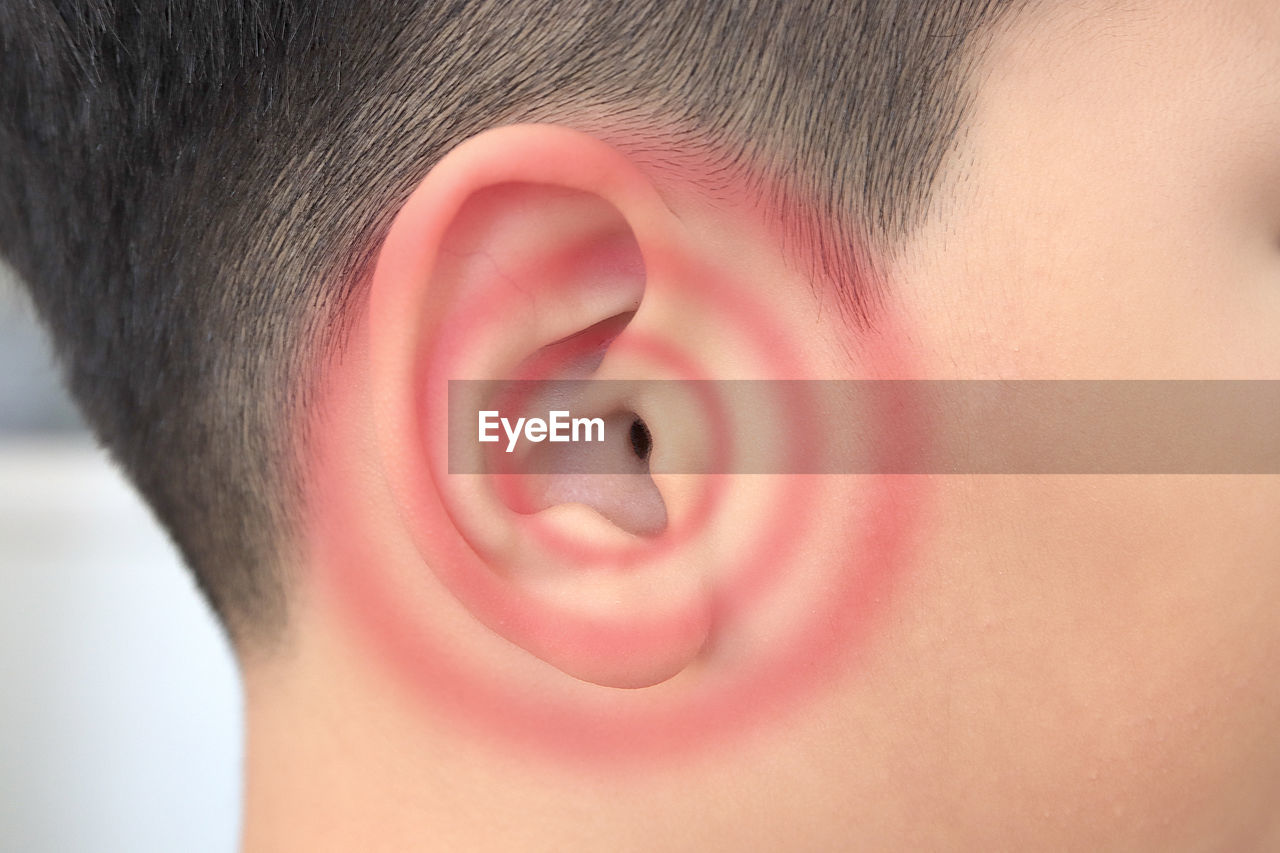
[236,579,910,853]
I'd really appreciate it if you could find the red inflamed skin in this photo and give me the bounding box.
[302,125,928,763]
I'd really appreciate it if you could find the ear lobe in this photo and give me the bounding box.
[366,125,716,689]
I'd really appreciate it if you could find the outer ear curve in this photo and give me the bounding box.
[366,125,714,689]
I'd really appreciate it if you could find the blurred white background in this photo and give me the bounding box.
[1,266,242,852]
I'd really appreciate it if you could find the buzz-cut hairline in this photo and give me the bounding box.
[0,0,1029,644]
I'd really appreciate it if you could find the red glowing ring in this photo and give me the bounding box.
[326,126,927,763]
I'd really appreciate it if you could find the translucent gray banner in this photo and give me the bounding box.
[447,380,1280,474]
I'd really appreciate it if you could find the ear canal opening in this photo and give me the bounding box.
[490,306,668,537]
[500,407,667,538]
[629,417,653,462]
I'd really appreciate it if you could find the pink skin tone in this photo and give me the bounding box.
[241,5,1280,850]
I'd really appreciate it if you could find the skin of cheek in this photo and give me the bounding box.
[834,3,1280,845]
[861,3,1280,847]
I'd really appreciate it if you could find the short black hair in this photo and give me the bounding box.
[0,0,1025,644]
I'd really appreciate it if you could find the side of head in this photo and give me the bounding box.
[0,0,1017,643]
[5,2,1280,851]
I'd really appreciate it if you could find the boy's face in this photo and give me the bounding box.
[850,2,1280,845]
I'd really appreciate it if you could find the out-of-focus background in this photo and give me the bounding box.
[1,264,242,852]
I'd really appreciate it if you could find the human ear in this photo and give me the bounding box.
[364,125,728,689]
